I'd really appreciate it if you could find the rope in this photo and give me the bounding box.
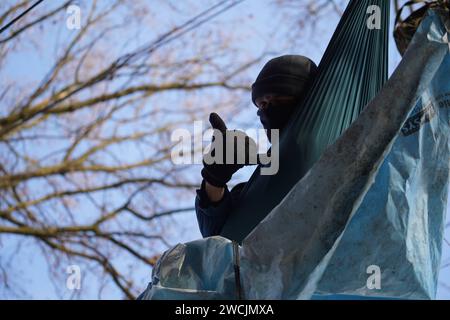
[232,240,244,300]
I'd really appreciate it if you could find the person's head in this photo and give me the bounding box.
[251,55,318,139]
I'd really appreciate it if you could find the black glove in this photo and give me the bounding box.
[201,113,258,188]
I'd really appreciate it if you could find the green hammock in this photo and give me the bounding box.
[220,0,390,242]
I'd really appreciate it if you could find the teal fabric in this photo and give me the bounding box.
[220,0,390,242]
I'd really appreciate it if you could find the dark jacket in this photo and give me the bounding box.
[196,134,306,243]
[195,180,246,237]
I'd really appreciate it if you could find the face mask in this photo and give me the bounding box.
[257,102,295,141]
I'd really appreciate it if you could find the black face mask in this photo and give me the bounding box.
[257,102,295,141]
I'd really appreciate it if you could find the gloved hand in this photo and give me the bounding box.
[201,113,258,188]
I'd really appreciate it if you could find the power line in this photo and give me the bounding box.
[0,0,44,35]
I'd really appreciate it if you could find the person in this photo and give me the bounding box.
[195,55,318,238]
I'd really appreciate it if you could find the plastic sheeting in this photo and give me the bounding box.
[313,11,450,297]
[140,237,237,300]
[139,9,450,300]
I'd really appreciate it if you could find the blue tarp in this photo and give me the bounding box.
[140,8,450,300]
[313,8,450,299]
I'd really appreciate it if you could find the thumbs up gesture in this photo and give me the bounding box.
[201,113,258,188]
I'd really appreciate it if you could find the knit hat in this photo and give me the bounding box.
[251,55,318,106]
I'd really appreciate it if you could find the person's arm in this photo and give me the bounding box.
[204,181,225,202]
[195,112,256,237]
[195,180,247,237]
[195,180,232,237]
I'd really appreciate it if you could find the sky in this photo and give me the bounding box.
[0,0,449,299]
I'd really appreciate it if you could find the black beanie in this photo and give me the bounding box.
[251,55,318,106]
